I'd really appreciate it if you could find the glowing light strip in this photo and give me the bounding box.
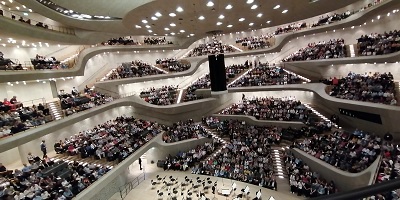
[229,44,243,52]
[176,89,184,103]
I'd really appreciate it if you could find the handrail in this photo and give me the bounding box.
[119,171,146,200]
[19,97,46,106]
[0,8,75,35]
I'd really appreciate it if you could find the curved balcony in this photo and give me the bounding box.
[0,0,397,83]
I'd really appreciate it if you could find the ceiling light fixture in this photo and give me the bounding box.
[169,13,176,17]
[251,5,258,9]
[227,24,233,28]
[249,22,254,26]
[266,20,271,23]
[171,32,176,35]
[246,0,254,4]
[198,16,205,20]
[225,4,232,9]
[273,5,280,9]
[135,25,142,28]
[180,30,185,33]
[282,9,288,13]
[207,1,214,7]
[170,23,176,26]
[239,18,245,22]
[190,33,195,36]
[151,16,158,20]
[164,27,170,31]
[218,14,224,19]
[257,13,262,17]
[145,25,151,28]
[148,30,153,33]
[216,22,222,25]
[155,12,162,17]
[176,6,183,12]
[142,19,148,23]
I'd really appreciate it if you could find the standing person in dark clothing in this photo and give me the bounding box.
[139,157,142,170]
[40,140,47,157]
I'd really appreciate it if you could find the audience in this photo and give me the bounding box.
[155,58,191,72]
[187,37,236,57]
[285,152,337,197]
[235,34,273,50]
[31,54,67,70]
[295,129,382,173]
[144,37,173,45]
[162,140,221,171]
[196,119,280,190]
[103,37,139,45]
[220,96,310,122]
[53,116,162,163]
[140,85,178,105]
[328,72,396,105]
[0,97,53,138]
[311,11,352,28]
[357,30,400,56]
[103,60,164,80]
[282,39,346,62]
[229,63,301,87]
[275,22,307,35]
[0,153,110,200]
[59,88,114,116]
[162,119,210,143]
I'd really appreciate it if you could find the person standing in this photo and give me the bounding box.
[139,157,142,170]
[40,140,47,157]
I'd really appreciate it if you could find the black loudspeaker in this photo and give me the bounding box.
[208,54,227,92]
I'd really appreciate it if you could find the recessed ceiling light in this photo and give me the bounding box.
[155,12,162,17]
[249,22,254,26]
[218,14,224,19]
[169,13,176,17]
[171,32,176,35]
[142,19,148,23]
[266,20,271,23]
[170,23,176,27]
[198,16,205,20]
[176,6,183,12]
[227,24,233,28]
[216,22,222,25]
[135,25,142,28]
[145,25,151,28]
[190,33,195,36]
[207,1,214,7]
[251,5,258,9]
[257,13,263,17]
[273,5,280,9]
[282,9,288,13]
[165,27,170,31]
[151,16,158,20]
[148,30,153,33]
[246,0,254,4]
[28,9,32,12]
[239,18,245,22]
[225,4,232,9]
[180,30,185,33]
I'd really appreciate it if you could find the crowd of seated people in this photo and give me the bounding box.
[311,11,352,27]
[0,153,110,200]
[155,58,191,72]
[144,37,173,45]
[328,72,396,105]
[220,96,310,121]
[0,51,16,70]
[229,63,301,87]
[369,140,400,199]
[184,61,252,102]
[187,37,236,57]
[140,85,178,105]
[282,39,346,62]
[235,34,273,50]
[294,129,382,173]
[59,87,114,116]
[103,37,139,45]
[275,22,307,35]
[53,116,162,163]
[162,119,210,143]
[104,60,164,80]
[196,119,279,190]
[162,140,220,171]
[357,30,400,56]
[31,54,66,70]
[0,97,53,138]
[285,152,337,197]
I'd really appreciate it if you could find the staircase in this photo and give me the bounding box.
[272,147,291,192]
[47,100,63,120]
